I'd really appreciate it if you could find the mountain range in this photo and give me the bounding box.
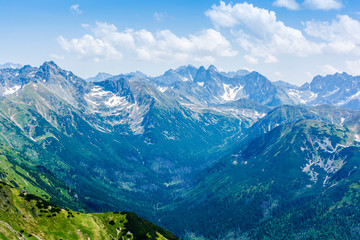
[0,61,360,239]
[0,62,22,70]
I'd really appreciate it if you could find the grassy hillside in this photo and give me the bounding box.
[0,143,82,211]
[0,181,179,240]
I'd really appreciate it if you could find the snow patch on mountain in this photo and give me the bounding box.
[302,137,346,184]
[157,86,168,93]
[0,63,22,70]
[3,85,21,95]
[85,86,149,135]
[181,76,190,82]
[221,84,245,101]
[354,134,360,142]
[85,97,100,106]
[128,103,148,135]
[105,95,127,107]
[87,86,110,97]
[163,130,176,140]
[323,88,340,98]
[337,90,360,106]
[323,175,331,187]
[340,117,345,125]
[286,89,317,104]
[85,86,132,114]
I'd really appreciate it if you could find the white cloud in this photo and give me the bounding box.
[273,0,300,10]
[57,34,123,61]
[206,1,322,64]
[303,0,342,10]
[70,4,82,14]
[346,59,360,75]
[57,22,237,63]
[305,15,360,55]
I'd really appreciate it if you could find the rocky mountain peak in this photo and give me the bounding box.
[310,72,353,93]
[87,72,113,82]
[194,66,208,83]
[164,69,177,77]
[39,61,61,72]
[207,65,218,73]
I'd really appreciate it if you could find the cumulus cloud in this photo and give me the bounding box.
[273,0,343,11]
[303,0,342,10]
[58,34,123,61]
[70,4,82,14]
[304,15,360,55]
[273,0,300,10]
[346,59,360,75]
[206,1,323,64]
[57,22,237,63]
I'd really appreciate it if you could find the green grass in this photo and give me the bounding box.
[0,182,179,240]
[0,143,82,211]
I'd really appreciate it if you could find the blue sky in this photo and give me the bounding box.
[1,0,360,85]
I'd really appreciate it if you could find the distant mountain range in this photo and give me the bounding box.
[0,62,22,70]
[84,65,360,110]
[86,72,113,82]
[0,61,360,239]
[3,62,360,110]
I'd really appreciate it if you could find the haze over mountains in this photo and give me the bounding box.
[0,61,360,239]
[0,62,22,70]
